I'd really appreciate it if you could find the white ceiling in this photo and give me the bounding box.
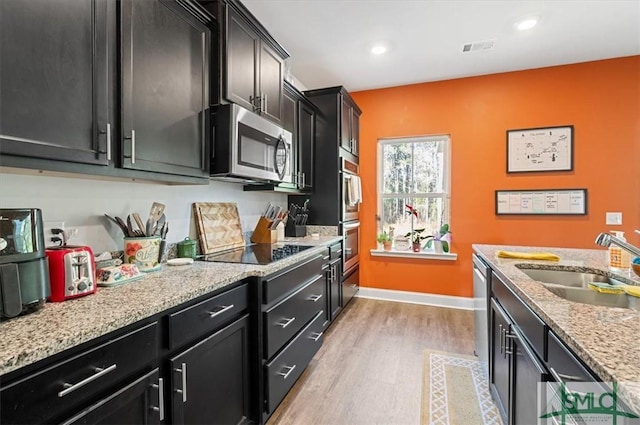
[241,0,640,92]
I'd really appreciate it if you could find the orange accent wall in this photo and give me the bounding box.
[351,56,640,298]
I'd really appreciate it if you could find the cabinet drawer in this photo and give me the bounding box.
[265,311,324,414]
[263,254,323,304]
[547,330,599,383]
[264,275,324,359]
[168,283,248,349]
[329,242,342,260]
[492,273,545,358]
[1,321,159,425]
[342,267,359,307]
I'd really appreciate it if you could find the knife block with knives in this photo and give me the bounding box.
[250,216,277,244]
[285,200,309,237]
[251,202,286,244]
[284,220,306,237]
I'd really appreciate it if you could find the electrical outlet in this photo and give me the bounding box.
[605,212,622,225]
[43,220,65,247]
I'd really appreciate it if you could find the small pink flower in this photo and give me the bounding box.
[125,242,142,256]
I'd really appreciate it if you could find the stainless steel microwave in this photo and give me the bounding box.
[210,104,292,184]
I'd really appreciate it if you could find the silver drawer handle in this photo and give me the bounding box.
[276,364,296,380]
[308,331,323,342]
[58,364,117,397]
[151,378,165,420]
[174,362,187,402]
[131,130,136,164]
[277,317,296,328]
[207,304,234,318]
[549,367,585,383]
[308,294,323,302]
[106,123,111,160]
[349,284,357,288]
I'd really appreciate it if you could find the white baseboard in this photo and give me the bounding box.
[356,287,474,310]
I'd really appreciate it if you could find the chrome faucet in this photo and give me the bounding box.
[595,232,640,258]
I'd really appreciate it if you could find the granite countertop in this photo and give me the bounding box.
[473,244,640,413]
[0,236,343,377]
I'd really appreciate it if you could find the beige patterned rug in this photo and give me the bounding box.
[421,350,502,425]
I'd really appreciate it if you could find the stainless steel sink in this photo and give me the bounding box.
[518,268,625,288]
[517,267,638,310]
[542,285,638,310]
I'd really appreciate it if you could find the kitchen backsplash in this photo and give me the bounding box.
[0,171,286,254]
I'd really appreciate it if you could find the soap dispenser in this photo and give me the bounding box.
[608,231,631,272]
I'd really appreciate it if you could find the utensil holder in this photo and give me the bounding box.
[250,217,277,244]
[124,236,161,272]
[285,220,306,237]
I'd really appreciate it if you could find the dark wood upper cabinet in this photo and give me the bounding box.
[340,95,360,157]
[203,0,288,125]
[226,7,258,113]
[305,86,362,163]
[258,42,284,124]
[0,0,110,165]
[280,81,315,192]
[120,0,210,178]
[297,100,315,191]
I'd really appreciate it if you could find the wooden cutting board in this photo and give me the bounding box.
[192,202,245,254]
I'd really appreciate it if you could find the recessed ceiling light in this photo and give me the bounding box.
[516,18,538,31]
[371,44,387,55]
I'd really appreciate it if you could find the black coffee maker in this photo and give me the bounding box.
[0,208,50,319]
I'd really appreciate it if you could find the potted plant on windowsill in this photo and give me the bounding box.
[377,230,393,251]
[424,224,451,253]
[404,228,429,252]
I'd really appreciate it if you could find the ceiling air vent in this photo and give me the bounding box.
[462,39,496,53]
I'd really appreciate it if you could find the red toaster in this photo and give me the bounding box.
[46,246,97,302]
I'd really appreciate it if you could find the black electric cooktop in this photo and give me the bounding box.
[199,244,314,265]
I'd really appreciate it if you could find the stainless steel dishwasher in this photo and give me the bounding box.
[473,253,491,375]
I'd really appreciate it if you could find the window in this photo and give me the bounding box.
[377,135,450,244]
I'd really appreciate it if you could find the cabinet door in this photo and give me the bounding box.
[350,107,360,157]
[61,369,162,425]
[0,0,110,165]
[511,332,547,425]
[329,258,342,320]
[297,100,315,190]
[282,88,298,184]
[121,0,209,177]
[340,96,352,151]
[489,299,510,423]
[258,43,284,125]
[226,7,258,112]
[170,315,251,425]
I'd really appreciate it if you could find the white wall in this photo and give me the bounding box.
[0,170,287,253]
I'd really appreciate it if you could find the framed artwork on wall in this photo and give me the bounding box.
[506,125,574,173]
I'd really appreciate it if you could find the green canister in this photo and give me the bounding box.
[177,237,197,259]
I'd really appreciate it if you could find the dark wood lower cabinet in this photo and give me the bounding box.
[489,298,510,421]
[170,315,251,425]
[61,369,162,425]
[511,330,547,425]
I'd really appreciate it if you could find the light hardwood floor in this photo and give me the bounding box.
[266,297,475,425]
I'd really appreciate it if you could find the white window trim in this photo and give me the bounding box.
[370,249,457,261]
[376,134,454,260]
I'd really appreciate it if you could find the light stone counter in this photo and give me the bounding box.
[0,236,342,377]
[473,244,640,414]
